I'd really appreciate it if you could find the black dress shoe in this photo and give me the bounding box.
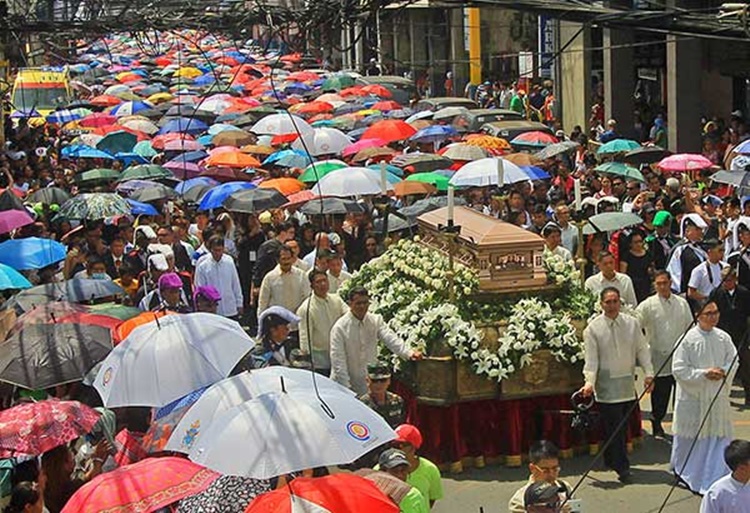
[617,470,633,484]
[653,423,666,438]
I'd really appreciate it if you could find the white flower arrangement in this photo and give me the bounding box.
[542,250,581,288]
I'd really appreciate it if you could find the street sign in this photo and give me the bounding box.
[538,16,556,79]
[518,51,534,78]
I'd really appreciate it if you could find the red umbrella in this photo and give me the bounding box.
[90,95,124,107]
[245,474,398,513]
[361,84,393,98]
[339,86,368,97]
[294,101,334,115]
[271,133,299,146]
[511,130,558,145]
[80,113,118,128]
[372,100,401,112]
[287,71,320,82]
[0,209,33,234]
[0,400,100,456]
[61,457,220,513]
[283,189,316,207]
[361,120,417,144]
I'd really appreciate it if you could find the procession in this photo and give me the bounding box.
[0,15,749,513]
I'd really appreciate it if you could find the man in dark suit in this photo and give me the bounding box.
[104,237,127,279]
[712,267,750,406]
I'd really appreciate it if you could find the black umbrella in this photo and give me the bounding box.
[182,184,213,204]
[583,212,644,235]
[224,188,288,213]
[710,170,750,188]
[28,187,71,205]
[5,279,124,314]
[622,146,671,165]
[0,324,112,389]
[0,190,26,212]
[534,140,580,161]
[374,213,414,233]
[134,108,164,120]
[398,196,467,222]
[300,197,366,216]
[391,154,454,173]
[130,183,177,203]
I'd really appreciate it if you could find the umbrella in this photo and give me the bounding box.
[361,120,416,143]
[75,168,121,186]
[258,178,306,195]
[29,187,71,205]
[406,171,451,191]
[264,149,308,166]
[158,117,209,135]
[271,153,314,169]
[391,153,453,173]
[96,131,137,155]
[0,400,100,456]
[110,100,154,117]
[449,157,530,188]
[58,193,131,220]
[710,170,750,188]
[398,196,467,221]
[46,109,83,124]
[118,164,174,182]
[176,475,271,513]
[89,302,141,321]
[431,106,468,121]
[0,190,26,212]
[130,183,177,203]
[0,237,67,270]
[440,143,487,161]
[510,131,558,148]
[594,162,645,182]
[113,311,176,345]
[657,153,714,172]
[93,313,255,407]
[312,167,394,197]
[116,179,161,196]
[142,386,209,453]
[0,324,113,389]
[409,125,458,144]
[163,368,354,454]
[184,184,213,204]
[133,140,158,158]
[583,212,644,235]
[298,160,348,183]
[121,118,159,135]
[291,127,352,156]
[62,145,114,160]
[212,130,255,147]
[0,264,31,290]
[204,151,261,169]
[534,140,580,160]
[250,113,314,137]
[373,214,414,234]
[393,181,437,196]
[321,75,355,90]
[127,199,159,216]
[246,474,398,513]
[175,177,219,194]
[5,279,124,313]
[198,181,256,211]
[503,152,542,166]
[0,210,33,234]
[61,457,219,513]
[597,138,641,155]
[224,188,288,213]
[463,134,512,152]
[341,137,387,157]
[622,146,671,165]
[300,197,366,215]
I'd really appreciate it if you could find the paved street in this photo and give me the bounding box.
[434,385,750,513]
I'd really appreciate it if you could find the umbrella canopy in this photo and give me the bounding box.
[58,193,131,220]
[391,153,453,173]
[28,187,71,205]
[409,125,458,144]
[118,164,174,182]
[594,162,645,182]
[258,178,305,195]
[198,181,256,211]
[393,181,437,197]
[177,475,271,513]
[406,171,451,191]
[130,183,177,203]
[312,167,394,197]
[188,388,396,479]
[0,190,26,212]
[622,145,671,165]
[510,131,558,148]
[212,130,255,147]
[463,134,512,152]
[5,279,124,313]
[113,311,176,345]
[0,210,33,234]
[709,170,750,188]
[291,127,352,156]
[583,212,644,235]
[93,313,255,407]
[250,113,314,137]
[533,140,580,160]
[298,160,348,183]
[204,151,261,169]
[440,143,487,161]
[245,474,398,513]
[341,137,387,157]
[75,168,121,186]
[0,400,100,457]
[449,157,530,188]
[0,324,113,389]
[299,197,366,215]
[96,131,138,155]
[61,457,219,513]
[361,119,416,143]
[657,153,714,172]
[597,138,641,155]
[0,264,32,290]
[224,188,288,213]
[164,368,354,454]
[0,237,67,270]
[398,196,467,221]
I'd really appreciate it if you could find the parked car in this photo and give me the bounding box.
[479,120,554,140]
[414,97,478,112]
[452,109,524,132]
[355,75,416,106]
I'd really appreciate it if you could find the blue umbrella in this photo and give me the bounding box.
[410,125,458,144]
[193,75,216,86]
[196,135,214,147]
[367,164,404,178]
[127,198,159,216]
[110,101,153,117]
[284,82,311,95]
[61,145,114,160]
[366,168,402,184]
[168,151,208,164]
[46,109,83,124]
[0,237,67,270]
[158,117,208,135]
[198,181,256,211]
[274,153,314,169]
[10,109,41,119]
[0,263,32,290]
[734,139,750,154]
[114,152,149,167]
[263,149,308,166]
[175,177,219,194]
[347,127,367,141]
[521,165,551,180]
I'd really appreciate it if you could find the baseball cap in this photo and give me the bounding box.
[158,272,182,290]
[378,448,410,470]
[367,364,392,380]
[652,210,672,227]
[524,481,565,508]
[395,424,423,450]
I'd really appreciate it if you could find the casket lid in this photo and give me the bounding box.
[417,206,544,247]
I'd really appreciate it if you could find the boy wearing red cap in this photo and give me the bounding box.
[394,424,443,508]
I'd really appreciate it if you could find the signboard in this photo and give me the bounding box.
[537,16,555,79]
[518,51,534,78]
[463,8,471,52]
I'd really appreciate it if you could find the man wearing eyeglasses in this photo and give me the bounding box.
[509,441,572,513]
[671,300,738,495]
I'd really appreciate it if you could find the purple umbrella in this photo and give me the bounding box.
[164,161,203,179]
[0,209,33,234]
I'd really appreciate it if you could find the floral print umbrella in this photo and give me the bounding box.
[58,193,131,220]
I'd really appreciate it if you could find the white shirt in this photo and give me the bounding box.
[257,265,310,319]
[584,271,638,307]
[688,260,726,298]
[559,223,578,255]
[194,254,243,317]
[293,258,311,272]
[700,474,750,513]
[330,311,414,395]
[297,293,347,370]
[303,250,349,272]
[636,293,693,377]
[544,245,573,262]
[583,313,654,403]
[667,242,708,292]
[327,269,352,293]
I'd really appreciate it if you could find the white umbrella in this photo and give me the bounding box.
[312,167,394,197]
[449,157,530,188]
[164,368,354,453]
[731,155,750,172]
[188,388,396,478]
[441,143,488,161]
[250,113,314,137]
[93,313,255,408]
[405,110,434,123]
[432,106,469,121]
[291,128,352,156]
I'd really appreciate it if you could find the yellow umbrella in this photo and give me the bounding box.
[147,92,174,105]
[116,115,151,125]
[240,144,275,155]
[356,109,380,116]
[174,67,202,79]
[112,91,140,101]
[463,135,512,151]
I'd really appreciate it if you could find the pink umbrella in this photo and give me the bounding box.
[657,153,714,172]
[341,138,388,157]
[0,210,33,234]
[165,161,203,179]
[164,139,205,152]
[208,145,241,156]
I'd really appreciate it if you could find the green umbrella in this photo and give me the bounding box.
[298,160,348,183]
[133,141,157,158]
[96,131,138,155]
[57,193,131,220]
[594,162,645,182]
[118,164,174,182]
[75,168,121,186]
[88,302,141,321]
[321,74,355,91]
[583,212,644,235]
[406,172,451,191]
[596,138,641,155]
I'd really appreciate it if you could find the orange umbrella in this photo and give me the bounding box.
[361,84,392,98]
[464,134,512,151]
[339,86,368,97]
[259,178,306,195]
[284,189,316,207]
[204,151,261,169]
[393,181,436,197]
[371,100,401,112]
[113,311,175,345]
[504,152,542,166]
[287,71,320,81]
[292,101,334,115]
[361,120,416,144]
